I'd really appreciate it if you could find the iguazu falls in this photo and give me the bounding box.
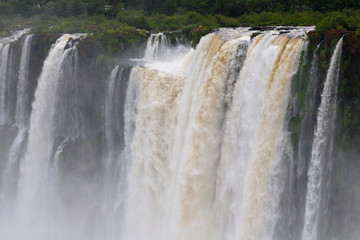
[1,7,360,240]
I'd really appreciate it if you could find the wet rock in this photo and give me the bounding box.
[249,26,274,31]
[307,30,322,45]
[325,29,347,46]
[279,31,290,35]
[344,32,360,54]
[276,27,292,31]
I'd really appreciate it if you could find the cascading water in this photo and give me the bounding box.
[124,30,308,240]
[16,34,34,126]
[213,34,287,240]
[0,27,357,240]
[102,64,131,239]
[19,34,81,208]
[302,37,344,240]
[0,34,33,208]
[5,34,84,239]
[239,36,304,240]
[144,33,171,60]
[0,43,11,125]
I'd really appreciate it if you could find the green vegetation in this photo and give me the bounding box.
[0,0,359,52]
[1,9,360,49]
[1,0,360,39]
[1,0,359,17]
[289,116,302,147]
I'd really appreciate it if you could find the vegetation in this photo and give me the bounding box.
[1,0,360,17]
[1,9,360,48]
[0,0,360,37]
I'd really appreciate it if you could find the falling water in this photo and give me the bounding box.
[0,44,11,125]
[0,29,31,127]
[16,34,34,126]
[298,43,322,178]
[239,36,304,240]
[302,37,344,240]
[124,29,309,240]
[15,34,83,239]
[104,65,121,211]
[102,64,131,239]
[1,27,358,240]
[0,35,34,208]
[120,67,142,230]
[213,34,281,240]
[125,67,185,240]
[144,33,170,60]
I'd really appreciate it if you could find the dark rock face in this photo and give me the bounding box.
[324,29,347,45]
[308,29,360,55]
[77,37,101,60]
[307,30,322,45]
[344,32,360,54]
[249,26,274,31]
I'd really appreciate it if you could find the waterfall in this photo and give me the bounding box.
[120,67,143,236]
[1,27,359,240]
[239,36,304,240]
[125,67,185,240]
[0,35,33,208]
[104,65,121,212]
[15,34,83,239]
[302,37,344,240]
[20,34,80,205]
[213,34,280,240]
[144,33,170,60]
[102,64,131,239]
[16,34,34,126]
[124,30,308,240]
[298,43,322,178]
[0,43,11,125]
[0,29,30,127]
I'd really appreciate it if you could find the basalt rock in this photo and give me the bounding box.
[344,32,360,54]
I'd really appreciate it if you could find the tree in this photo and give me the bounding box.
[215,0,246,16]
[67,0,85,16]
[85,0,105,16]
[54,0,68,16]
[9,0,33,16]
[245,0,273,12]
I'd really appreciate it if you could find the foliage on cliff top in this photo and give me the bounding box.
[1,0,360,17]
[1,6,360,53]
[2,8,360,37]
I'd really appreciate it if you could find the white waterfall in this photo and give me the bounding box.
[14,34,83,239]
[302,37,344,240]
[144,33,170,60]
[102,64,131,239]
[16,34,34,126]
[0,35,33,209]
[20,34,79,205]
[0,30,30,126]
[104,65,121,214]
[1,27,356,240]
[0,43,11,125]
